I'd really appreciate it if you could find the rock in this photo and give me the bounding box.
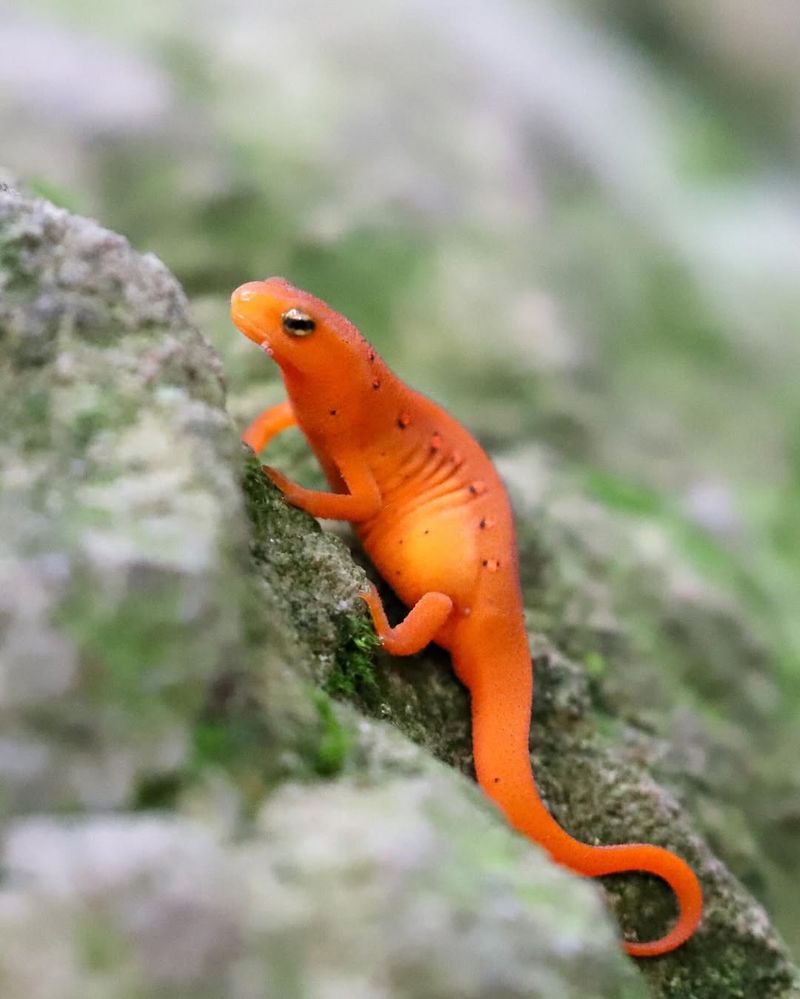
[0,816,243,998]
[0,188,244,811]
[0,187,797,998]
[0,779,646,999]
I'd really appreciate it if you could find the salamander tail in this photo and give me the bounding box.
[461,638,702,957]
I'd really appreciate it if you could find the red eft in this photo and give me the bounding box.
[230,276,703,957]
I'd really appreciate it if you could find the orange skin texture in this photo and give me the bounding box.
[231,277,703,958]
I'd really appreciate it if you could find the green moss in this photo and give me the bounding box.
[240,449,285,534]
[311,690,351,777]
[179,681,353,798]
[325,612,380,698]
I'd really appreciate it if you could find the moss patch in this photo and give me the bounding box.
[325,611,380,699]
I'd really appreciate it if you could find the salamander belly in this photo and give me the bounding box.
[358,503,479,612]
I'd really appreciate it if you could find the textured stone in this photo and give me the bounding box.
[0,188,242,811]
[0,779,646,999]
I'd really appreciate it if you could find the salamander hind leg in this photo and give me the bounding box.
[360,583,453,655]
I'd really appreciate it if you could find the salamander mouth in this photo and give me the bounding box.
[230,308,266,346]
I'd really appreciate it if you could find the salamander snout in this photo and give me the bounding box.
[230,281,272,346]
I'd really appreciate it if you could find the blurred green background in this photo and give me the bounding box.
[3,0,799,953]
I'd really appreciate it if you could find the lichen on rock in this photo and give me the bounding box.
[0,188,245,813]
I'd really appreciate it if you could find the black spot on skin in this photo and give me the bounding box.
[482,559,488,567]
[367,348,376,362]
[469,484,478,495]
[423,530,429,535]
[329,409,337,416]
[479,518,487,529]
[372,380,381,390]
[493,777,500,784]
[396,419,407,429]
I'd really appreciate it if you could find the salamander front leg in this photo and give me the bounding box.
[264,448,381,522]
[242,399,296,453]
[360,582,453,655]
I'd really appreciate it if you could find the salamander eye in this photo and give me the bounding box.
[281,308,315,336]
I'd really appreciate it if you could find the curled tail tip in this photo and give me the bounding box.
[622,874,703,958]
[623,922,696,958]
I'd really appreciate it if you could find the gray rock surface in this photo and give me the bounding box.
[0,781,647,999]
[0,186,243,813]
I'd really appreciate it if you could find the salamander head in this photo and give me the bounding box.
[230,277,364,377]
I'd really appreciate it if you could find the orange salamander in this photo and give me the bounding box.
[230,276,702,957]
